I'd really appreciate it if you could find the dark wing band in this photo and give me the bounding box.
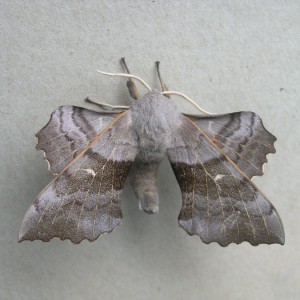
[185,112,276,178]
[36,105,122,175]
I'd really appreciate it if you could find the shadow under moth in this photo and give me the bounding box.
[19,59,284,246]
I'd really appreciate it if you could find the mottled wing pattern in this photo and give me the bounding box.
[168,115,284,246]
[186,112,276,178]
[36,105,122,175]
[19,112,137,243]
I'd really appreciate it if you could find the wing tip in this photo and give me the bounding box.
[18,225,30,243]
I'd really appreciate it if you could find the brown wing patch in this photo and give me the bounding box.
[186,112,276,178]
[36,105,122,175]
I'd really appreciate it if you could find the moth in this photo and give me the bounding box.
[19,59,285,246]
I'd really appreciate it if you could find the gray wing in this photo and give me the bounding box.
[19,111,138,243]
[168,114,284,246]
[36,105,122,175]
[185,112,276,178]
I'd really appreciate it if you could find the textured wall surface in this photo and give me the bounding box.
[1,1,299,299]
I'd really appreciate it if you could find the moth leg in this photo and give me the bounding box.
[129,159,160,214]
[155,61,170,97]
[85,97,129,111]
[121,57,139,100]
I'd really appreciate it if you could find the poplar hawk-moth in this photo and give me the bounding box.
[19,59,284,246]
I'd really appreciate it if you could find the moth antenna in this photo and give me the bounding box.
[85,97,129,110]
[162,91,216,115]
[121,57,131,74]
[121,57,140,100]
[96,70,151,92]
[155,61,170,97]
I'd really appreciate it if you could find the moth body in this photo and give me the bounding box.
[130,90,181,213]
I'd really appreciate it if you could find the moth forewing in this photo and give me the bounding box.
[19,112,138,243]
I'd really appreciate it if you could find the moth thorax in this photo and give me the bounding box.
[131,91,180,154]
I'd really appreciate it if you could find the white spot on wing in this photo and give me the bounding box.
[214,174,225,181]
[42,150,58,175]
[82,168,96,177]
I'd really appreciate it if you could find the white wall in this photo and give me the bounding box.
[1,1,299,299]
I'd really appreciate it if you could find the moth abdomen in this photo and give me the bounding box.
[129,158,160,214]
